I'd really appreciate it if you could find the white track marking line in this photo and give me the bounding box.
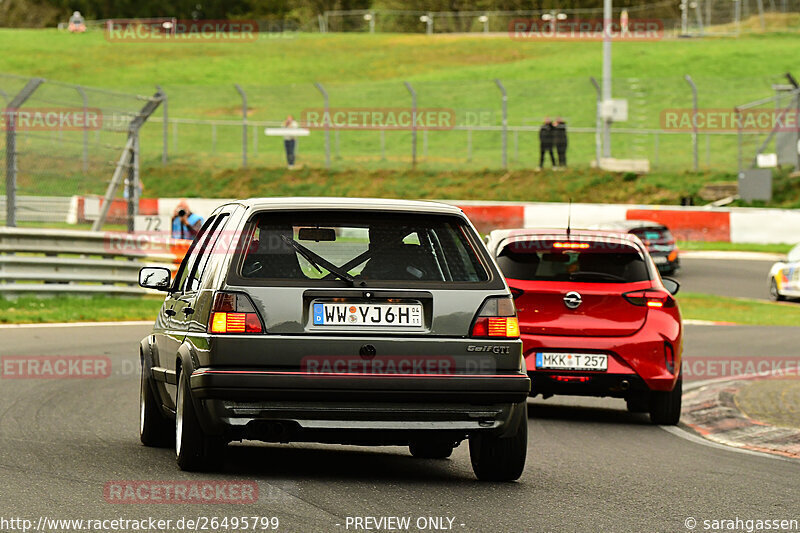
[659,425,798,463]
[0,320,153,329]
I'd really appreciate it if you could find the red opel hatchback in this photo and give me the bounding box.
[486,228,683,425]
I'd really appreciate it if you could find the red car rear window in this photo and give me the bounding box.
[496,238,650,283]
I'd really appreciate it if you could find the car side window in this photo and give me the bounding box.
[173,215,217,293]
[186,214,230,292]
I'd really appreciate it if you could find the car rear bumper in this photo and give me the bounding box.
[189,369,530,442]
[521,329,680,396]
[529,371,650,398]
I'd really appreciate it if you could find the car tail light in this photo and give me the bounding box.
[552,242,590,249]
[667,249,678,262]
[623,289,675,309]
[208,292,264,334]
[471,296,520,338]
[550,375,592,383]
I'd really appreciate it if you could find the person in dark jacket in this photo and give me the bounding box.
[539,117,555,169]
[552,117,568,168]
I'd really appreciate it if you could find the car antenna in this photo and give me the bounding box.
[566,198,572,239]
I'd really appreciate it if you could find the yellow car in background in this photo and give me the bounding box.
[768,243,800,301]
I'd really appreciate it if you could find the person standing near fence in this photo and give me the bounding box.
[283,115,299,169]
[538,117,555,170]
[68,11,86,33]
[553,117,568,168]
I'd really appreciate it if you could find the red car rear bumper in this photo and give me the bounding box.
[521,324,681,395]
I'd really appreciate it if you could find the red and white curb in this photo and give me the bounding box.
[680,376,800,459]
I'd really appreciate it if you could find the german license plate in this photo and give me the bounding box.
[312,302,423,327]
[653,255,668,264]
[535,352,608,371]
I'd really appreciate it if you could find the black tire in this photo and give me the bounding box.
[469,411,527,481]
[649,375,682,425]
[139,362,174,448]
[770,278,785,302]
[175,368,224,471]
[625,393,650,413]
[409,439,456,459]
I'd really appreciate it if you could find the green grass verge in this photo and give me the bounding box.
[1,28,800,196]
[678,241,793,254]
[0,295,162,324]
[678,292,800,326]
[2,292,798,327]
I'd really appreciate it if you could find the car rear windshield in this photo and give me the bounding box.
[496,238,650,283]
[238,211,489,284]
[630,226,673,244]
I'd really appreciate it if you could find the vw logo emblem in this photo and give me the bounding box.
[563,291,582,309]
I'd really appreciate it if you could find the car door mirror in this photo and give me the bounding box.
[139,267,172,291]
[662,277,680,295]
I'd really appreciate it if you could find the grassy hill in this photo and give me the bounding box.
[0,27,799,206]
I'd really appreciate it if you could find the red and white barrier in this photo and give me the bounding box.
[72,196,800,245]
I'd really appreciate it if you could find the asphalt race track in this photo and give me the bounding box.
[677,257,775,301]
[1,322,798,533]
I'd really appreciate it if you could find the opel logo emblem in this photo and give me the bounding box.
[563,291,582,309]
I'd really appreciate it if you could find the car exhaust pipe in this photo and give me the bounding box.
[620,379,630,391]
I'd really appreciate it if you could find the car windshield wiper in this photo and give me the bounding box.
[280,235,356,286]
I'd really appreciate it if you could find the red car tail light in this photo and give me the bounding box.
[208,292,264,334]
[471,296,520,338]
[550,375,592,383]
[552,242,590,249]
[623,289,675,309]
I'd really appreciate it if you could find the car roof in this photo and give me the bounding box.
[224,197,464,215]
[486,228,644,249]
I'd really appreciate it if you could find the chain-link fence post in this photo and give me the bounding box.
[75,86,89,173]
[314,82,331,168]
[93,91,163,231]
[589,77,602,165]
[494,79,508,169]
[404,81,417,167]
[156,85,167,165]
[234,84,248,168]
[736,107,743,173]
[5,77,45,227]
[126,132,139,232]
[684,75,699,171]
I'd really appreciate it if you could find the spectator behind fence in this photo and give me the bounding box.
[283,115,299,169]
[69,11,86,33]
[538,117,555,170]
[171,200,204,240]
[553,117,568,168]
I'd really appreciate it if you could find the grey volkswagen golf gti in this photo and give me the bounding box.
[138,198,530,481]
